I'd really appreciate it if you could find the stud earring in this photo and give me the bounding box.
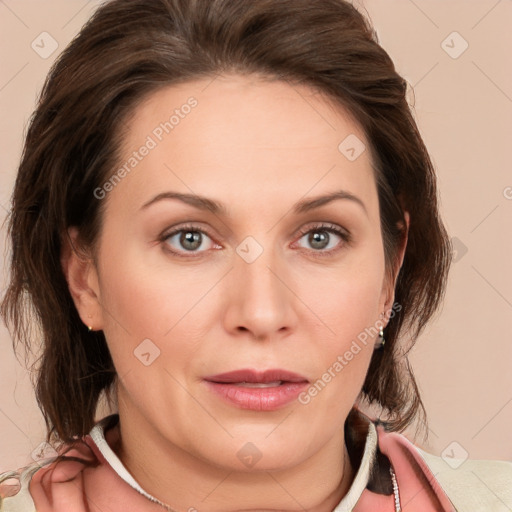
[375,327,386,349]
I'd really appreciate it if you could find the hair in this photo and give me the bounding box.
[1,0,451,446]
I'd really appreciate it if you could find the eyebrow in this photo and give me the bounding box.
[140,189,367,216]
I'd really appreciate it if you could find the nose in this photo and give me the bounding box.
[222,242,298,341]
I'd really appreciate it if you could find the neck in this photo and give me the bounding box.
[112,401,356,512]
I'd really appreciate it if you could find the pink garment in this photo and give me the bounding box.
[354,427,455,511]
[5,411,456,511]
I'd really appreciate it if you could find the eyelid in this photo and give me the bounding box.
[161,223,216,241]
[295,222,350,239]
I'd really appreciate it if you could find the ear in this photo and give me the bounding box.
[380,211,409,316]
[60,227,104,331]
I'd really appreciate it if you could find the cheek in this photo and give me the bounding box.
[294,274,382,415]
[294,244,385,381]
[308,279,381,377]
[300,248,386,338]
[94,232,219,368]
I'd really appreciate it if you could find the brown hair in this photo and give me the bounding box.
[1,0,451,445]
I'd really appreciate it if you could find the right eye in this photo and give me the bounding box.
[160,224,221,258]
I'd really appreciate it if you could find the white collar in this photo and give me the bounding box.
[89,415,171,509]
[334,419,378,511]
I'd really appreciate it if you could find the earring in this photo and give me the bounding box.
[88,325,93,331]
[375,327,385,349]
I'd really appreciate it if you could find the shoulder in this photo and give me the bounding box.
[0,437,100,512]
[0,462,43,512]
[414,445,512,511]
[375,423,512,511]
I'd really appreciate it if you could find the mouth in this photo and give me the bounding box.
[231,381,285,388]
[204,368,309,385]
[203,369,309,411]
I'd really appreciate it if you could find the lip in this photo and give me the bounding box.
[204,369,309,411]
[205,369,309,384]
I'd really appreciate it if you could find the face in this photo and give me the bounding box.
[77,74,397,472]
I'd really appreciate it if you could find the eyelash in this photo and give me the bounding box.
[159,222,351,259]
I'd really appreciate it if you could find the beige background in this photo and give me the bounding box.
[1,0,511,472]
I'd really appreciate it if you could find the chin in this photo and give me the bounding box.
[199,432,314,473]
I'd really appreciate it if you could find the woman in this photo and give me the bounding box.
[1,0,510,510]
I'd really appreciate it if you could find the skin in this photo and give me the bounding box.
[63,74,408,512]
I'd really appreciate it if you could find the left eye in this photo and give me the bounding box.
[296,226,348,252]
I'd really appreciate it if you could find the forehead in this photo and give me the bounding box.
[108,73,378,217]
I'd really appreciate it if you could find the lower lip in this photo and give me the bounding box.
[204,381,309,411]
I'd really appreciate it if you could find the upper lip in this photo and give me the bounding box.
[204,369,309,384]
